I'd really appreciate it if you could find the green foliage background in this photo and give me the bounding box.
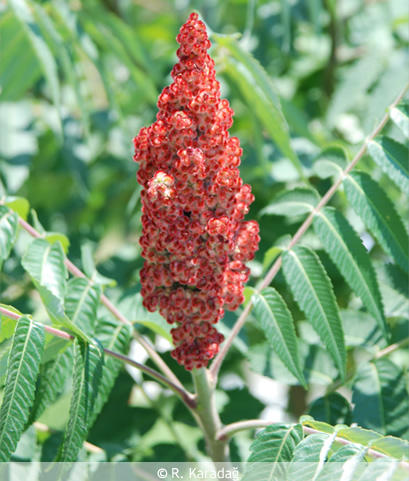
[0,0,408,469]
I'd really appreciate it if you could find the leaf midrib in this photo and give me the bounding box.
[257,293,299,374]
[289,250,339,355]
[346,175,407,258]
[0,320,34,446]
[318,212,384,328]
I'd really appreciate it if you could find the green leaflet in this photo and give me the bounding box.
[8,0,61,135]
[314,207,387,339]
[243,423,303,481]
[354,459,401,481]
[0,11,42,101]
[58,339,104,463]
[343,171,409,272]
[312,146,347,179]
[316,445,367,481]
[0,305,23,343]
[212,34,302,176]
[367,137,409,196]
[327,52,384,128]
[337,426,382,446]
[119,289,172,343]
[248,340,339,387]
[0,205,19,268]
[65,278,101,337]
[22,239,67,302]
[28,346,74,424]
[252,288,306,387]
[0,317,45,462]
[88,318,132,428]
[287,433,332,481]
[79,13,158,105]
[390,104,409,139]
[301,417,336,435]
[371,437,409,461]
[282,246,346,381]
[351,358,409,439]
[4,196,29,220]
[22,239,92,343]
[259,187,320,217]
[31,2,89,136]
[307,392,352,426]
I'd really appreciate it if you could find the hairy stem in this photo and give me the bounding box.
[210,83,409,382]
[14,215,184,390]
[0,305,196,409]
[191,368,230,463]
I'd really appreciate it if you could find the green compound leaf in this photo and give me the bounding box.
[337,426,382,446]
[58,339,104,463]
[370,436,409,461]
[260,187,320,217]
[213,34,302,176]
[314,207,387,339]
[390,104,409,139]
[65,278,101,337]
[22,239,67,302]
[32,2,90,136]
[351,358,409,439]
[367,137,409,195]
[80,13,158,106]
[4,197,30,220]
[0,11,42,101]
[307,392,352,426]
[313,145,347,179]
[243,423,303,481]
[0,304,23,343]
[282,246,346,381]
[0,317,45,462]
[89,318,132,428]
[354,459,402,481]
[28,346,74,425]
[0,205,19,268]
[252,288,306,387]
[343,171,409,273]
[22,239,92,343]
[8,0,61,134]
[287,433,332,481]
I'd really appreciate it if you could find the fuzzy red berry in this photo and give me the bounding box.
[133,12,260,370]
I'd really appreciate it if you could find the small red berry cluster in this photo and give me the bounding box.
[133,13,260,370]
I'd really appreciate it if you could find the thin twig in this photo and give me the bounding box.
[210,83,409,382]
[327,336,409,393]
[15,216,185,390]
[0,305,196,409]
[33,422,103,454]
[374,337,409,359]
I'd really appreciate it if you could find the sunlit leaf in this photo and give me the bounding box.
[243,423,303,481]
[58,339,104,463]
[0,317,45,461]
[343,171,409,272]
[314,207,387,339]
[282,246,346,381]
[252,288,306,387]
[351,359,409,439]
[367,137,409,195]
[260,187,320,217]
[0,205,19,268]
